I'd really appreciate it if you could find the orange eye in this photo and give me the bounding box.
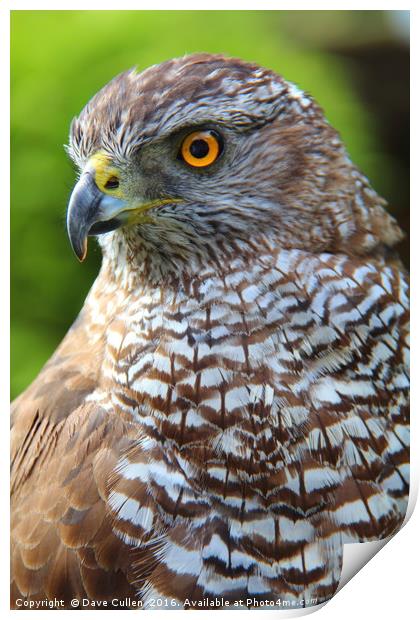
[180,131,222,168]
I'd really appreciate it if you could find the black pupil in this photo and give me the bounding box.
[190,139,210,159]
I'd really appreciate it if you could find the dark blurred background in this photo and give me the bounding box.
[10,10,409,399]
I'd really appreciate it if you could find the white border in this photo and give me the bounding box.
[3,3,417,619]
[1,1,415,10]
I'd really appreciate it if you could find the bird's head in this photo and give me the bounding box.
[66,54,402,277]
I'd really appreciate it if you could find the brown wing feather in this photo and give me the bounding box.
[10,316,141,608]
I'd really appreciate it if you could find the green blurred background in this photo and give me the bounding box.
[11,10,409,399]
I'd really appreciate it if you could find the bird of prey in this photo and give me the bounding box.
[11,54,409,610]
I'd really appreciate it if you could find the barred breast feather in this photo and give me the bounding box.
[11,245,409,608]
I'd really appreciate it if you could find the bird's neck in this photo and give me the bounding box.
[82,242,299,482]
[96,226,290,290]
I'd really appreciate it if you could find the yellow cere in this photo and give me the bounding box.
[89,152,124,198]
[88,152,182,221]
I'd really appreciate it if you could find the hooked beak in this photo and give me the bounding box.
[67,152,181,261]
[66,170,128,261]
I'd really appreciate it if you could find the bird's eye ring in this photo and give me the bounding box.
[180,131,222,168]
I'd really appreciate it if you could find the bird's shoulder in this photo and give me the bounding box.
[10,312,144,606]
